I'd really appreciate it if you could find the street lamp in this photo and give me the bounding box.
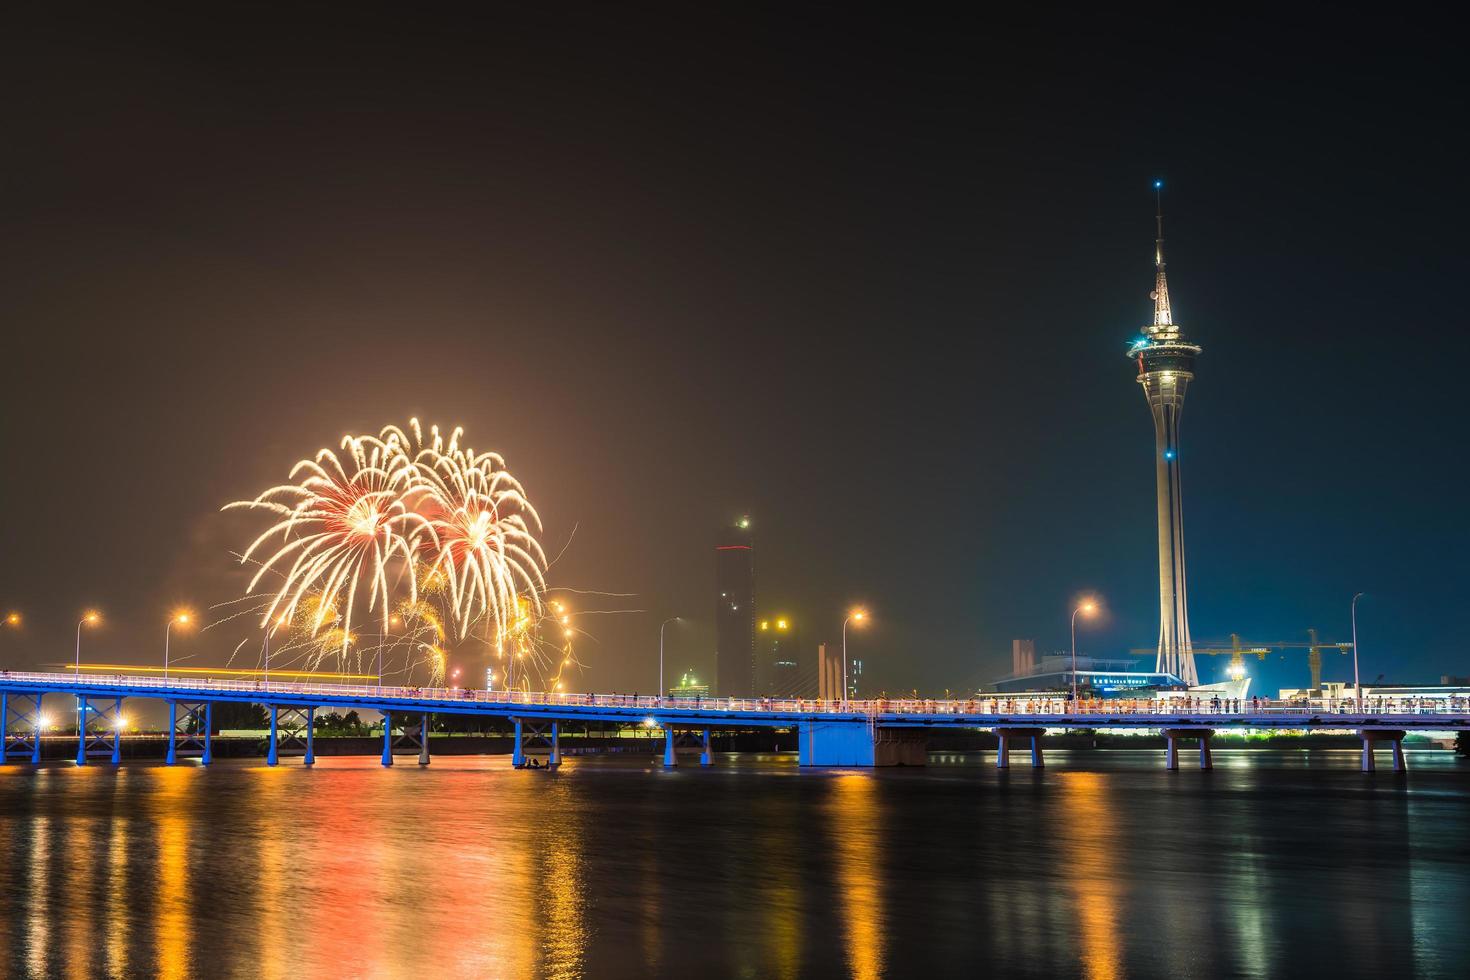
[842,608,868,705]
[3,611,20,628]
[1071,599,1099,706]
[658,616,681,701]
[75,610,101,677]
[164,611,192,682]
[1351,592,1365,710]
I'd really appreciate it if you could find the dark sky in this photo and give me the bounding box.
[2,6,1466,697]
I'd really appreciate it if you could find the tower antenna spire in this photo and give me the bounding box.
[1150,179,1173,329]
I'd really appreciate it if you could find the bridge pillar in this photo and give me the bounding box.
[31,699,42,765]
[75,695,88,766]
[267,705,280,766]
[549,722,560,769]
[701,728,712,766]
[1359,729,1407,772]
[381,712,393,767]
[994,728,1044,769]
[202,703,213,765]
[166,702,178,765]
[420,714,431,766]
[2,693,46,766]
[663,726,676,768]
[512,717,525,768]
[1163,729,1214,770]
[111,702,122,766]
[304,707,315,766]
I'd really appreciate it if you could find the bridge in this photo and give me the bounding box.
[2,670,1467,772]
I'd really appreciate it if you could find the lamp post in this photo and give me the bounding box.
[164,612,191,682]
[658,617,680,701]
[75,611,100,677]
[1071,600,1098,706]
[1351,592,1365,710]
[842,609,867,705]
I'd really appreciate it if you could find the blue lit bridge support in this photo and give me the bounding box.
[1163,728,1214,770]
[265,705,313,766]
[1,692,45,765]
[513,719,559,769]
[994,728,1045,769]
[165,701,210,765]
[1360,729,1407,773]
[75,695,124,766]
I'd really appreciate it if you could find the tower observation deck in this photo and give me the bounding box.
[1129,182,1202,686]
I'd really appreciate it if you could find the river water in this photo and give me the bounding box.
[1,749,1467,979]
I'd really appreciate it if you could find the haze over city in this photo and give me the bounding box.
[4,8,1462,700]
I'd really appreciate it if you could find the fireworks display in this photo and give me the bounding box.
[227,419,566,689]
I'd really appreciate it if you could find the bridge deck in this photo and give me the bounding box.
[3,671,1467,731]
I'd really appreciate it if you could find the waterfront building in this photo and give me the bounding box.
[992,654,1182,697]
[667,669,710,699]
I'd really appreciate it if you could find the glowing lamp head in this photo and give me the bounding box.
[1078,600,1098,617]
[83,611,101,626]
[5,612,19,626]
[849,609,867,625]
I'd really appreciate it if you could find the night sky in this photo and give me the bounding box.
[2,7,1466,697]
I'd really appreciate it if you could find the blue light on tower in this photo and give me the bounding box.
[1164,449,1176,460]
[1154,179,1163,189]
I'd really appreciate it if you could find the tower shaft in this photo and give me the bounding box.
[1141,371,1196,685]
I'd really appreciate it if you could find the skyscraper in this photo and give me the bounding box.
[757,615,803,695]
[1129,183,1202,686]
[715,516,755,697]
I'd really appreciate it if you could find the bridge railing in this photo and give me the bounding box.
[1,670,1468,718]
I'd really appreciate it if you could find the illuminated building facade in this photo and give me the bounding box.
[757,615,803,695]
[1129,184,1202,687]
[715,516,755,697]
[667,669,710,698]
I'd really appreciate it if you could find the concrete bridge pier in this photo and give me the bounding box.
[420,714,431,766]
[304,707,315,766]
[512,717,525,768]
[1360,729,1407,772]
[700,728,712,766]
[663,726,676,768]
[267,705,280,766]
[994,728,1045,769]
[380,711,393,767]
[1163,729,1214,770]
[548,721,560,769]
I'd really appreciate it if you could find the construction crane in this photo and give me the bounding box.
[1132,630,1353,694]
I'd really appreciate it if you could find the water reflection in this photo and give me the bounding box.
[153,766,192,980]
[26,812,49,978]
[1056,772,1123,980]
[106,813,130,977]
[535,781,587,979]
[0,753,1467,977]
[828,774,885,980]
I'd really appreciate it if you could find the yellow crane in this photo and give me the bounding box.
[1132,630,1353,693]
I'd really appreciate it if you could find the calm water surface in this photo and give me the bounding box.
[1,749,1467,979]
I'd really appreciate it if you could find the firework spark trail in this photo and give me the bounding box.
[225,434,428,650]
[388,419,549,641]
[226,419,554,685]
